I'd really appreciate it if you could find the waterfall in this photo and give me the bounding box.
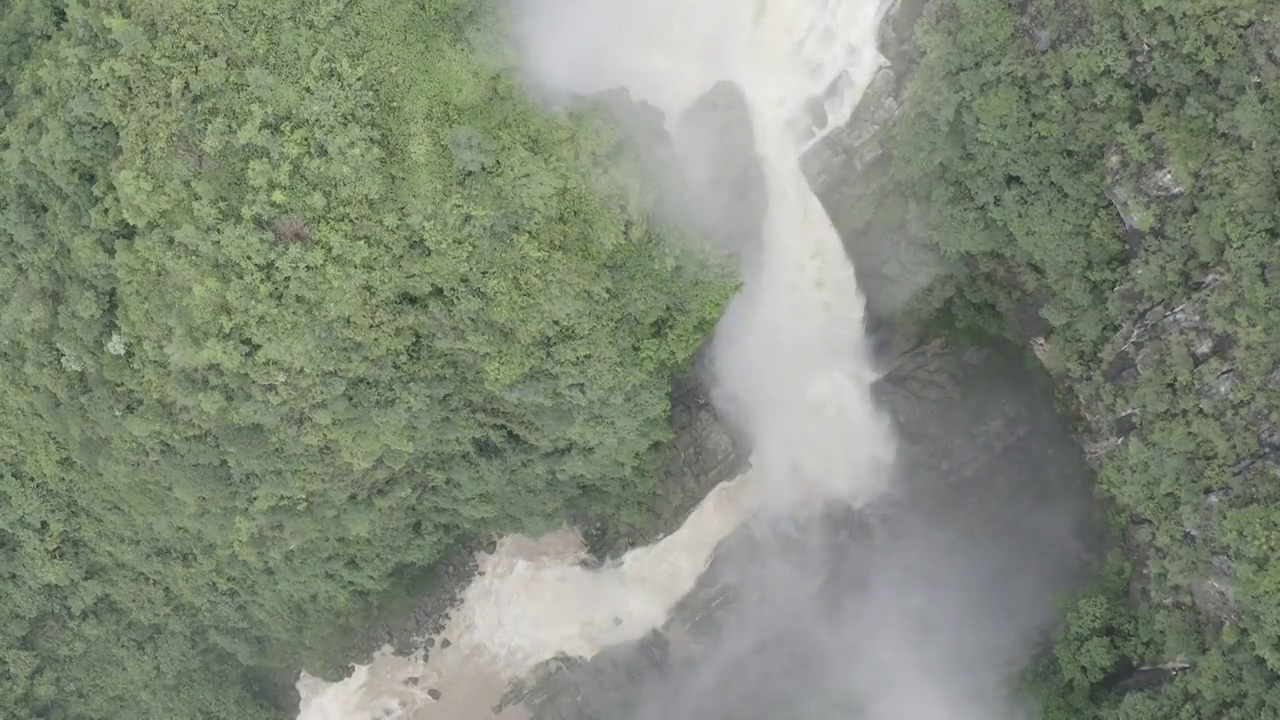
[296,2,892,717]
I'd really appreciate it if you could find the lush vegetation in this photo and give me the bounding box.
[0,1,733,717]
[873,0,1280,715]
[8,0,1279,715]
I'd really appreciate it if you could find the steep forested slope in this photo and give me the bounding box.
[0,1,732,717]
[866,0,1280,716]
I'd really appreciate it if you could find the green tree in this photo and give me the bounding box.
[0,0,734,717]
[876,0,1280,713]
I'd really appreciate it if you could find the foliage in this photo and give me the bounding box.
[877,0,1280,713]
[1031,559,1280,720]
[0,0,734,717]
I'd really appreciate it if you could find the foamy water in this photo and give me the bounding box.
[297,1,891,717]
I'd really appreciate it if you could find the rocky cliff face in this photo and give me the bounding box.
[671,81,769,264]
[807,0,1280,678]
[517,338,1100,720]
[506,1,1280,712]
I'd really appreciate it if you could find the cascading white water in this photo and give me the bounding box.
[297,1,893,717]
[512,0,895,510]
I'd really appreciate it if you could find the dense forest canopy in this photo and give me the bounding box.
[873,0,1280,716]
[7,0,1280,717]
[0,0,733,717]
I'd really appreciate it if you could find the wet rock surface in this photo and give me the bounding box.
[670,80,768,262]
[800,0,943,322]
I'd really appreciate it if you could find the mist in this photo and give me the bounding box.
[508,1,1096,719]
[295,2,1098,718]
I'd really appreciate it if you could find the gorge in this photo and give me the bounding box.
[297,1,1099,718]
[2,0,1277,718]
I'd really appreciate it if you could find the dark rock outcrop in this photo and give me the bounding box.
[878,0,932,70]
[1103,148,1186,238]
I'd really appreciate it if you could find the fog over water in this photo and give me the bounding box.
[295,2,1097,718]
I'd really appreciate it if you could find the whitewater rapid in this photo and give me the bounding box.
[297,1,893,717]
